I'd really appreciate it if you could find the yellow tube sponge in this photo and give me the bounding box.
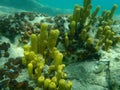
[84,0,91,7]
[38,75,45,87]
[35,61,45,77]
[65,33,69,48]
[104,25,111,31]
[81,0,92,24]
[49,47,58,59]
[57,64,65,71]
[44,78,51,90]
[104,29,111,39]
[73,4,80,22]
[74,7,80,23]
[51,76,58,84]
[56,70,62,82]
[24,51,29,61]
[30,34,38,53]
[54,51,63,68]
[38,23,48,54]
[28,51,36,62]
[96,26,103,38]
[23,45,30,51]
[28,63,34,78]
[86,37,93,45]
[58,79,66,90]
[91,6,100,18]
[80,29,87,41]
[56,64,65,81]
[48,29,60,49]
[65,81,72,90]
[70,21,76,38]
[48,82,56,90]
[109,4,118,19]
[40,23,48,40]
[104,39,113,51]
[24,51,35,65]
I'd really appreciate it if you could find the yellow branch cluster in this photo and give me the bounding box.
[63,0,119,61]
[22,23,72,90]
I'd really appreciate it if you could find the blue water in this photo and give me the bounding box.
[0,0,119,16]
[39,0,120,15]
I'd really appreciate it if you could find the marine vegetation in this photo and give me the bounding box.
[61,0,119,61]
[0,0,119,90]
[21,0,119,89]
[22,23,72,90]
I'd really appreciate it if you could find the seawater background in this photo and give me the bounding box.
[39,0,120,15]
[0,0,120,16]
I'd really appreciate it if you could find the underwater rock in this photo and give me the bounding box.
[65,61,109,90]
[0,12,69,44]
[0,42,10,58]
[0,57,32,89]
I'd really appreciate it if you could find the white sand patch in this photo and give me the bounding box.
[0,36,24,58]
